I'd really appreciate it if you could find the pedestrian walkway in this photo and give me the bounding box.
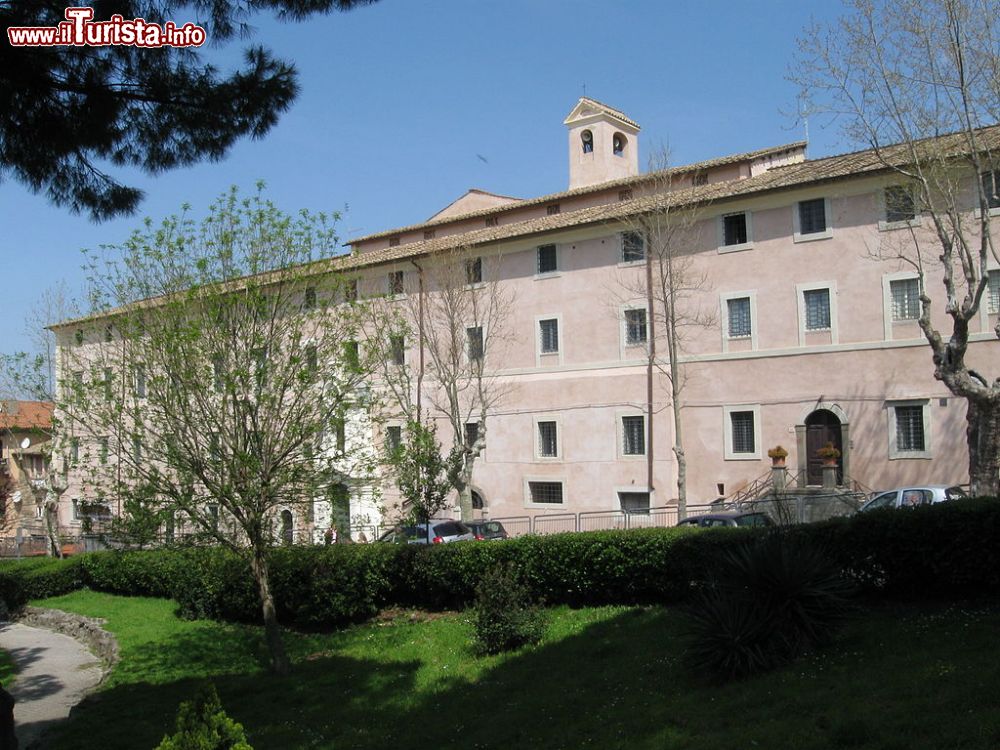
[0,621,103,749]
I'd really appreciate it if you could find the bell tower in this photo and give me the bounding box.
[564,97,641,190]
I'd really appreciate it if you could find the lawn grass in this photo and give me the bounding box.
[30,589,1000,750]
[0,650,16,689]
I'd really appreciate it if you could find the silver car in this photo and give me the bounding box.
[377,519,475,544]
[859,484,967,512]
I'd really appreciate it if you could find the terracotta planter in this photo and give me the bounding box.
[821,457,838,467]
[770,457,786,468]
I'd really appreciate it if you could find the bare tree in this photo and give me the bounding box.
[794,0,1000,495]
[365,248,514,521]
[60,188,374,673]
[616,150,715,518]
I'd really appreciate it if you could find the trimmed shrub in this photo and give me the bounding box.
[0,557,83,613]
[155,683,252,750]
[470,564,545,655]
[683,534,854,681]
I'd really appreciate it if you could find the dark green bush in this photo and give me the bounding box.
[155,683,252,750]
[684,534,854,681]
[470,564,545,655]
[0,557,83,613]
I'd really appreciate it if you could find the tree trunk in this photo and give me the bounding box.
[457,481,473,522]
[967,397,1000,497]
[249,549,290,675]
[44,504,62,559]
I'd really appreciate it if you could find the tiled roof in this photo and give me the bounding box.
[347,140,807,244]
[567,97,641,129]
[0,401,53,431]
[52,126,1000,330]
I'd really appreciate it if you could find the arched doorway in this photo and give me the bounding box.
[805,409,843,485]
[280,510,294,546]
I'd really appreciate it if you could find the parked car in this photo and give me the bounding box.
[676,511,774,528]
[465,520,510,541]
[376,519,475,544]
[858,484,967,512]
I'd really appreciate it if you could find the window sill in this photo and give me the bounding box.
[804,327,832,334]
[726,334,753,341]
[724,453,761,461]
[465,282,486,291]
[888,452,932,460]
[718,242,754,254]
[793,230,833,243]
[878,217,922,231]
[617,259,646,269]
[534,272,561,280]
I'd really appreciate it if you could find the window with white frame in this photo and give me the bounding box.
[890,278,921,321]
[797,198,828,235]
[884,185,916,224]
[539,318,559,354]
[528,481,563,504]
[537,420,558,458]
[621,231,645,263]
[988,269,999,314]
[624,308,647,346]
[621,415,645,456]
[537,244,558,274]
[888,400,931,459]
[727,297,752,338]
[723,405,761,459]
[722,212,749,247]
[618,491,650,513]
[803,288,831,330]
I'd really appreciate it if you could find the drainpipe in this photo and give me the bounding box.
[410,260,425,422]
[645,237,655,497]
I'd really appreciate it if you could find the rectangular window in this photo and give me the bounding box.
[466,257,483,285]
[730,411,755,454]
[343,340,360,372]
[467,326,484,361]
[619,189,633,201]
[528,481,563,504]
[212,356,224,393]
[890,278,921,321]
[622,415,645,456]
[390,335,405,366]
[988,269,999,314]
[423,229,436,240]
[885,186,916,223]
[305,344,318,374]
[895,405,926,452]
[388,270,404,295]
[621,231,645,262]
[485,216,499,227]
[345,279,358,302]
[798,198,827,235]
[103,368,113,399]
[727,297,752,338]
[332,414,346,453]
[546,204,561,215]
[134,366,146,398]
[981,170,1000,209]
[539,318,559,354]
[625,308,647,346]
[104,324,113,342]
[465,421,479,448]
[537,244,558,274]
[803,288,831,330]
[70,437,80,464]
[132,435,142,464]
[99,436,109,464]
[723,212,748,246]
[537,421,558,458]
[304,286,317,310]
[619,491,650,513]
[388,237,400,248]
[385,426,402,454]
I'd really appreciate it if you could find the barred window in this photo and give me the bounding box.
[730,411,755,454]
[890,278,921,321]
[537,244,558,274]
[625,308,647,346]
[885,186,916,223]
[798,198,827,234]
[619,491,650,513]
[622,231,645,262]
[988,270,999,314]
[539,318,559,354]
[622,416,645,456]
[895,405,925,452]
[529,481,563,504]
[727,297,752,338]
[464,422,479,448]
[467,326,484,361]
[723,213,748,246]
[537,421,558,458]
[803,288,831,330]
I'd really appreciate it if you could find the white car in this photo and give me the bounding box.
[859,484,967,512]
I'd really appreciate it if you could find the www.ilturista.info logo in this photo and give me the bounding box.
[7,7,206,48]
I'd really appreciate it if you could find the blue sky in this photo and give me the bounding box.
[0,0,847,353]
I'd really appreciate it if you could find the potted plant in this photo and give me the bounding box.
[816,442,841,466]
[767,445,789,467]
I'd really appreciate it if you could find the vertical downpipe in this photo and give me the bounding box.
[644,236,655,498]
[411,260,425,422]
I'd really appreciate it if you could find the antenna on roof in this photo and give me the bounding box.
[582,82,586,98]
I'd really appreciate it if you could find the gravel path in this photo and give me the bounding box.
[0,621,103,749]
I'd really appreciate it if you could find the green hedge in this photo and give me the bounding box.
[0,497,996,627]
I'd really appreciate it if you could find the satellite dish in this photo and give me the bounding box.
[19,438,30,450]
